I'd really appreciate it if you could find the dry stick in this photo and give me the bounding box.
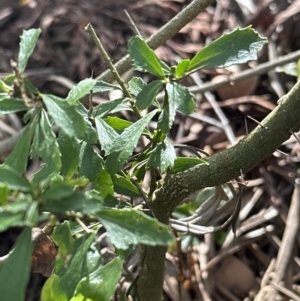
[268,178,300,300]
[96,0,217,83]
[190,72,236,145]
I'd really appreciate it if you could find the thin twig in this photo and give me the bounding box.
[124,10,142,38]
[85,23,142,118]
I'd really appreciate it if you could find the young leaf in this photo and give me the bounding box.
[112,175,141,197]
[66,78,96,105]
[128,77,146,96]
[0,96,28,114]
[95,118,119,154]
[79,142,104,181]
[30,110,62,171]
[43,94,86,138]
[4,121,35,173]
[147,138,176,173]
[58,131,80,178]
[171,157,209,174]
[52,221,74,257]
[136,80,163,110]
[105,110,157,174]
[96,208,174,249]
[93,170,114,198]
[18,28,41,72]
[92,80,121,93]
[71,257,123,301]
[93,97,126,118]
[0,80,12,93]
[103,116,133,133]
[0,227,32,301]
[175,59,190,78]
[128,36,165,78]
[187,26,268,71]
[0,165,30,191]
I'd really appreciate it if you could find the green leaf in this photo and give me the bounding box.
[128,36,165,78]
[92,80,121,93]
[71,257,122,301]
[43,94,86,138]
[0,196,29,232]
[158,82,195,133]
[30,110,62,171]
[171,157,209,174]
[42,233,96,300]
[79,142,104,181]
[52,221,74,257]
[58,131,80,178]
[93,170,114,198]
[0,96,28,113]
[95,118,119,154]
[66,78,96,105]
[167,82,195,115]
[128,77,146,96]
[4,121,35,173]
[187,26,268,71]
[175,59,190,78]
[112,175,141,197]
[25,201,38,227]
[0,80,12,93]
[0,228,32,301]
[96,208,173,249]
[18,28,41,72]
[105,110,157,174]
[103,116,133,133]
[0,183,9,205]
[42,185,86,213]
[30,164,57,189]
[136,80,163,110]
[147,138,176,173]
[0,165,30,191]
[93,97,126,118]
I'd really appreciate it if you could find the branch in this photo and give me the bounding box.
[152,78,300,214]
[96,0,217,83]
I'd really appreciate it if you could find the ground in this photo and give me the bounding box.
[0,0,300,300]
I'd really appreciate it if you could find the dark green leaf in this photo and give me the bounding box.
[66,78,96,105]
[147,138,176,173]
[158,82,195,133]
[96,208,173,249]
[30,164,57,189]
[112,175,141,197]
[79,142,104,181]
[187,27,268,71]
[159,60,172,75]
[128,36,165,78]
[171,157,209,174]
[43,94,86,138]
[71,257,122,301]
[0,95,28,113]
[30,110,62,171]
[0,165,30,191]
[128,77,146,96]
[4,121,35,173]
[136,80,163,110]
[93,80,121,93]
[58,131,80,178]
[175,59,190,78]
[0,228,32,301]
[18,28,41,72]
[93,98,126,118]
[105,110,157,174]
[167,82,195,115]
